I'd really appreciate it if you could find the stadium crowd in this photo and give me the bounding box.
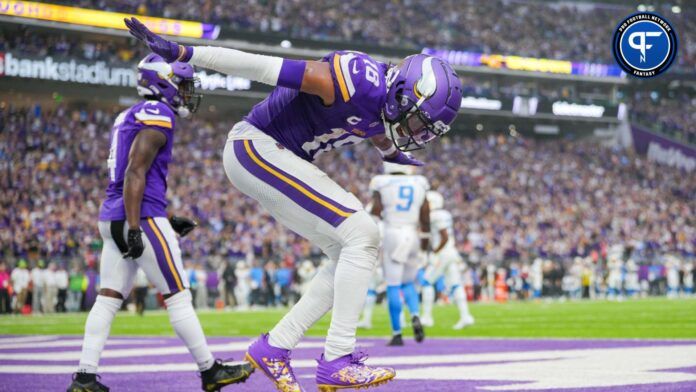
[0,102,694,313]
[45,0,695,67]
[630,92,696,146]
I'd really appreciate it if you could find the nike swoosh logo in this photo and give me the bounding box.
[352,61,359,75]
[146,108,160,114]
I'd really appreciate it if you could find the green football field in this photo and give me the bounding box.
[1,297,694,339]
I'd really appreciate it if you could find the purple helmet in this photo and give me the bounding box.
[383,54,462,151]
[136,53,201,117]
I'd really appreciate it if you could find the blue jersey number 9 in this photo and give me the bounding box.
[396,185,414,211]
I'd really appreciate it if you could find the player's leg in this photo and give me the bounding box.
[382,228,406,345]
[421,252,448,327]
[224,133,393,390]
[70,220,136,392]
[402,261,425,343]
[445,260,474,329]
[357,288,377,329]
[421,263,435,327]
[139,216,253,390]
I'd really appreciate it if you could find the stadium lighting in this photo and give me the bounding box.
[672,6,681,13]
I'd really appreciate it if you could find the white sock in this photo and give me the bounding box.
[165,290,215,371]
[362,293,376,323]
[422,285,435,319]
[452,286,471,319]
[269,261,336,350]
[325,259,373,361]
[77,295,122,374]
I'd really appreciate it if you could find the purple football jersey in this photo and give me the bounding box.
[99,101,176,221]
[245,51,388,161]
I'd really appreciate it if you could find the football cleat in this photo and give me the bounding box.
[67,372,109,392]
[453,316,475,330]
[201,358,254,391]
[420,315,434,327]
[412,315,425,343]
[387,334,404,347]
[245,333,304,392]
[316,352,395,392]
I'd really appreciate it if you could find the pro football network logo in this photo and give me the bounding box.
[612,13,677,78]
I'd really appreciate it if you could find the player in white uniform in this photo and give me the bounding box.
[684,259,694,296]
[420,191,474,330]
[666,255,681,298]
[624,258,640,298]
[607,255,625,300]
[369,162,430,346]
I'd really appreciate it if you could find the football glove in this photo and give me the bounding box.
[124,17,190,63]
[383,151,424,166]
[123,229,145,259]
[169,216,198,237]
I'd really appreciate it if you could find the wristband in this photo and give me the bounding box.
[177,45,194,62]
[277,59,307,90]
[379,143,397,157]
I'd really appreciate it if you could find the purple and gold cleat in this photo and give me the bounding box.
[245,333,304,392]
[316,351,396,391]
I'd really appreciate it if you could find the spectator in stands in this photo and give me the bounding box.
[0,262,11,314]
[30,260,45,314]
[10,260,30,313]
[55,264,69,312]
[67,264,85,312]
[43,262,59,313]
[221,259,238,308]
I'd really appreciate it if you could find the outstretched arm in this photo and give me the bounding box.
[124,17,335,104]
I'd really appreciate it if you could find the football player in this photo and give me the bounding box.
[67,54,253,392]
[369,162,430,346]
[126,17,462,391]
[420,191,474,330]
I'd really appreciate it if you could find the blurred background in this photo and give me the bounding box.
[0,0,693,316]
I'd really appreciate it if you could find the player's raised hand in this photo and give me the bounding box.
[383,151,425,166]
[124,17,185,62]
[169,216,198,237]
[123,229,145,259]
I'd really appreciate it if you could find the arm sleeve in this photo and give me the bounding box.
[190,46,284,86]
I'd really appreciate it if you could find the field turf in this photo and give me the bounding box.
[1,297,694,339]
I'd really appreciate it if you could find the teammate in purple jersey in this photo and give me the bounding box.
[68,54,254,392]
[127,16,462,392]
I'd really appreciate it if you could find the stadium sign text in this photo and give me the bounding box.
[631,125,696,172]
[422,48,625,78]
[0,1,219,39]
[551,101,606,118]
[0,52,251,93]
[0,52,135,86]
[459,96,503,110]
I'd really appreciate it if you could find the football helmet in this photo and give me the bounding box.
[383,54,462,151]
[136,53,201,118]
